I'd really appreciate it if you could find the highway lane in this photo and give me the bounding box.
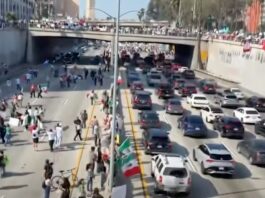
[122,67,265,198]
[0,48,106,197]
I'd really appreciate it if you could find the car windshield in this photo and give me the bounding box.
[253,140,265,150]
[211,108,223,113]
[163,168,187,178]
[246,110,259,115]
[188,117,203,124]
[226,95,237,99]
[185,70,194,74]
[227,120,242,126]
[172,75,181,79]
[144,113,158,120]
[258,98,265,103]
[161,84,172,89]
[137,95,150,100]
[150,136,168,142]
[232,89,240,93]
[194,97,207,100]
[169,101,181,105]
[151,75,161,79]
[210,154,232,160]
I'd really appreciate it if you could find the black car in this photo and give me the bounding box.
[170,73,182,83]
[213,116,244,139]
[237,139,265,165]
[182,70,195,79]
[142,128,172,154]
[155,83,174,99]
[177,115,207,137]
[246,96,265,112]
[127,74,141,87]
[138,111,161,129]
[131,91,152,110]
[255,119,265,136]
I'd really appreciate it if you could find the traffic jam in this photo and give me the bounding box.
[124,54,265,197]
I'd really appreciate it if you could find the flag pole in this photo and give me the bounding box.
[109,0,120,194]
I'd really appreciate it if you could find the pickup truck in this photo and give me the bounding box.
[187,94,209,108]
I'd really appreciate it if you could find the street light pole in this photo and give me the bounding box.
[109,0,120,193]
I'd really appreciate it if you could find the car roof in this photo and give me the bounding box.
[134,90,151,95]
[148,128,167,135]
[158,154,186,168]
[205,144,231,155]
[141,110,157,115]
[132,81,143,84]
[168,99,181,103]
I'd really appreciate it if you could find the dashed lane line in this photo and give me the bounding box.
[124,90,150,198]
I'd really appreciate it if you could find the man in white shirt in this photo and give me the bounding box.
[26,73,31,84]
[46,129,55,152]
[17,92,23,107]
[55,123,63,148]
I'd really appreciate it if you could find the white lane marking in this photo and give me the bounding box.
[186,156,197,172]
[220,141,240,159]
[63,99,68,105]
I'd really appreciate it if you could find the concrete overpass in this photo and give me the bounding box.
[27,28,201,67]
[84,20,170,27]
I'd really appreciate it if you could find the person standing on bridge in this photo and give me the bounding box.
[84,68,89,79]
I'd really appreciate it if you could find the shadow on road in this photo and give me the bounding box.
[0,184,28,190]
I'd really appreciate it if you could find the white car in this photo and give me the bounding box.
[193,143,235,175]
[233,107,261,124]
[230,88,244,100]
[187,94,209,108]
[200,105,224,123]
[178,67,188,73]
[151,154,191,195]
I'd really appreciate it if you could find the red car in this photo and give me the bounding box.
[201,83,216,94]
[130,81,144,93]
[178,84,197,97]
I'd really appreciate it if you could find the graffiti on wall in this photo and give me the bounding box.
[218,48,265,64]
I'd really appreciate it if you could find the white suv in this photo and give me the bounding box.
[200,105,224,123]
[151,154,191,196]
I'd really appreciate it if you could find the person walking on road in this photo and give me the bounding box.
[74,117,82,141]
[97,158,106,190]
[17,92,23,107]
[0,125,5,144]
[37,84,43,98]
[90,90,97,105]
[60,177,71,198]
[88,146,97,174]
[55,123,63,148]
[98,74,103,86]
[81,110,88,129]
[0,151,8,177]
[84,68,89,79]
[44,159,53,179]
[16,77,21,91]
[86,163,94,194]
[94,74,97,86]
[26,73,31,84]
[43,178,51,198]
[47,129,56,152]
[93,123,100,146]
[4,124,12,146]
[32,126,39,151]
[30,84,36,98]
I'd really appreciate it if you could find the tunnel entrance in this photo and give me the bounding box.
[174,44,194,67]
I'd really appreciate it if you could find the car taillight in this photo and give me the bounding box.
[204,86,209,90]
[188,177,192,185]
[159,176,163,183]
[224,125,232,129]
[206,159,215,163]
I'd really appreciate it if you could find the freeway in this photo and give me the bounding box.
[120,66,265,198]
[0,47,114,198]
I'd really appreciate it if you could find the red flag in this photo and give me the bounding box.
[243,42,251,52]
[262,40,265,51]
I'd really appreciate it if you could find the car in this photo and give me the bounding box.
[174,79,185,90]
[213,116,245,138]
[138,111,161,129]
[141,64,152,74]
[142,128,171,154]
[178,115,207,137]
[233,107,261,124]
[170,73,182,83]
[130,81,144,94]
[127,72,141,87]
[245,96,265,112]
[193,143,235,175]
[164,99,184,115]
[255,119,265,136]
[214,91,241,108]
[178,66,189,73]
[131,91,152,110]
[151,154,191,195]
[147,73,163,87]
[200,105,224,123]
[155,83,174,99]
[237,139,265,165]
[229,88,245,100]
[171,63,182,72]
[199,79,218,88]
[187,94,209,108]
[178,84,197,97]
[200,83,216,94]
[182,69,195,79]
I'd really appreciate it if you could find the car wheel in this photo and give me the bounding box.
[193,149,197,161]
[201,162,206,175]
[249,156,254,165]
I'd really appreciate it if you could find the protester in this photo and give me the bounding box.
[74,117,82,141]
[92,188,104,198]
[60,177,71,198]
[30,83,36,98]
[88,146,97,174]
[0,125,5,144]
[32,126,39,151]
[43,178,51,198]
[17,92,23,107]
[4,124,12,146]
[97,158,106,190]
[86,163,94,194]
[55,123,63,148]
[81,110,88,128]
[37,84,43,98]
[47,129,56,152]
[0,150,7,177]
[44,159,53,179]
[16,77,21,91]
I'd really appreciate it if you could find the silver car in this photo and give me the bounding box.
[193,143,235,175]
[215,91,241,108]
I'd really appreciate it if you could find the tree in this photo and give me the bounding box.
[137,8,145,22]
[6,13,17,22]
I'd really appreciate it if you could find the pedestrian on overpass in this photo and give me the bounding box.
[30,83,36,98]
[74,117,82,141]
[94,74,97,86]
[17,92,23,107]
[37,84,43,98]
[84,68,89,79]
[16,77,21,91]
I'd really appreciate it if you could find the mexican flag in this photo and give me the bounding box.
[118,153,140,177]
[40,83,48,93]
[118,138,133,155]
[117,138,140,177]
